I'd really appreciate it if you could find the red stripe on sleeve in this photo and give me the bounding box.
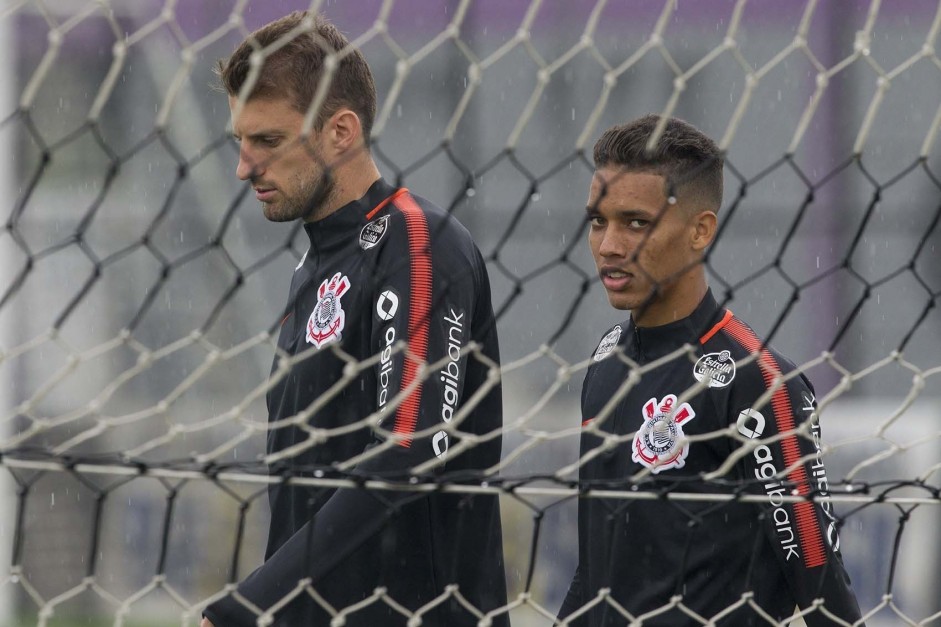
[699,309,733,345]
[722,317,828,569]
[389,193,432,447]
[366,187,410,221]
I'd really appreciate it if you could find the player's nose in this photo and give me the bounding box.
[236,147,262,181]
[598,227,629,259]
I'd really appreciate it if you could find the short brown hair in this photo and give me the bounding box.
[593,114,724,211]
[218,11,377,141]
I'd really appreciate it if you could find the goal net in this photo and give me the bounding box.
[2,0,940,625]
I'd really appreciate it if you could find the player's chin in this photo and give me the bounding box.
[606,285,657,312]
[604,290,635,311]
[262,203,297,223]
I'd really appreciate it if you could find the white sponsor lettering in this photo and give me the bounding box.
[736,408,801,562]
[377,326,396,413]
[804,392,840,551]
[693,350,736,388]
[435,308,465,459]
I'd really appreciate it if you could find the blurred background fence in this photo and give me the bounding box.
[2,1,941,624]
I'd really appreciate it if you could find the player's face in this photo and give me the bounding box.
[587,168,707,326]
[228,95,333,222]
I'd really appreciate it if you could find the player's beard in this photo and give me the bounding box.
[263,166,336,223]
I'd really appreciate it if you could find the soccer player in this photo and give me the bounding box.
[201,12,509,627]
[557,115,863,626]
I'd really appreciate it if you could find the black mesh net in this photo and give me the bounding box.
[2,1,941,625]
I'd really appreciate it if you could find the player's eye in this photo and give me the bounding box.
[259,136,281,148]
[627,219,649,229]
[588,215,605,227]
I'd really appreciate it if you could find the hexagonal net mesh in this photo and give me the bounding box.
[2,1,941,626]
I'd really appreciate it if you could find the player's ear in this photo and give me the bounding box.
[690,210,717,251]
[325,108,362,154]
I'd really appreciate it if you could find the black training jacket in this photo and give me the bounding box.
[558,290,862,626]
[204,178,509,627]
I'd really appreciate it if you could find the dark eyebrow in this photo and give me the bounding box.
[232,128,288,141]
[247,130,286,140]
[585,205,653,220]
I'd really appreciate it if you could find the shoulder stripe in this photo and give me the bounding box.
[699,309,733,345]
[366,187,409,221]
[389,192,432,447]
[721,316,828,569]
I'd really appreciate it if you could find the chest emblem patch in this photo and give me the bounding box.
[359,215,389,250]
[306,272,351,348]
[632,394,697,473]
[693,350,736,388]
[593,325,622,361]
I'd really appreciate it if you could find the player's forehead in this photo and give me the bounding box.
[588,167,668,211]
[228,95,304,134]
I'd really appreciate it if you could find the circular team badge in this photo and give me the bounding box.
[639,414,679,456]
[693,349,736,388]
[593,325,622,362]
[359,215,390,250]
[632,394,697,473]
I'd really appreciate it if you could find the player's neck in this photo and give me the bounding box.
[632,275,708,328]
[334,159,382,212]
[309,152,382,222]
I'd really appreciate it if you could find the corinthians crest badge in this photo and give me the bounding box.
[632,394,697,473]
[306,272,351,348]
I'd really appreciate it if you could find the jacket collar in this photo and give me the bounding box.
[627,289,725,360]
[303,177,399,252]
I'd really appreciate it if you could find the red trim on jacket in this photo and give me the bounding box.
[722,317,828,569]
[389,192,432,447]
[699,309,733,345]
[366,187,410,221]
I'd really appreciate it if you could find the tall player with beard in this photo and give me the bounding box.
[557,115,863,626]
[202,12,509,627]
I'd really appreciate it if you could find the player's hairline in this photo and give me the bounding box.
[591,163,721,216]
